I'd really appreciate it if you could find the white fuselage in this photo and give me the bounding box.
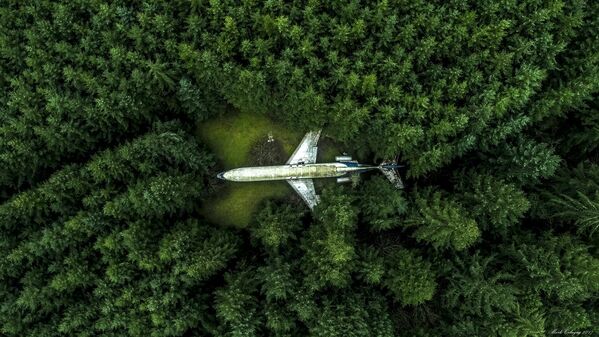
[220,162,374,182]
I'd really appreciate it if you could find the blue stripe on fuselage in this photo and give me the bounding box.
[342,161,360,167]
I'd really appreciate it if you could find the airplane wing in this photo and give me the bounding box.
[286,130,321,165]
[287,179,320,210]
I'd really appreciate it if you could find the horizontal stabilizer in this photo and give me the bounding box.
[379,161,404,189]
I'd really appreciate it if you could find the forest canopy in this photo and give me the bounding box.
[0,0,598,336]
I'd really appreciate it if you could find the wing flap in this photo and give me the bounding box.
[287,179,320,210]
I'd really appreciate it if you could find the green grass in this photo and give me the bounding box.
[197,111,302,169]
[202,181,291,227]
[197,110,303,227]
[318,137,344,162]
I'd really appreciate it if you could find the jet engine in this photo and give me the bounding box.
[335,155,353,162]
[336,176,351,184]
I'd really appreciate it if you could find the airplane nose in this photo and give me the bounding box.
[217,172,225,180]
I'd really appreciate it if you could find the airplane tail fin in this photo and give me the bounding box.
[378,160,404,189]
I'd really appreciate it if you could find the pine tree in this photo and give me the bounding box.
[551,192,599,238]
[307,291,394,337]
[443,253,519,317]
[214,268,262,337]
[383,248,436,305]
[457,174,530,235]
[358,176,407,232]
[250,201,304,252]
[405,188,480,251]
[301,187,358,290]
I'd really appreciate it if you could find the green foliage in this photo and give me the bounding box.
[159,220,240,282]
[358,176,407,231]
[258,258,296,303]
[356,246,385,285]
[551,192,599,238]
[214,269,261,337]
[301,187,358,290]
[504,234,599,302]
[383,249,436,305]
[545,303,593,333]
[287,286,318,323]
[0,122,228,336]
[494,295,546,337]
[86,121,212,184]
[406,189,480,251]
[177,78,215,121]
[550,162,599,198]
[103,173,203,220]
[251,201,303,251]
[308,292,394,337]
[0,0,598,336]
[176,0,598,177]
[0,1,197,195]
[489,138,561,185]
[458,174,530,235]
[263,302,297,335]
[443,254,519,317]
[529,162,599,222]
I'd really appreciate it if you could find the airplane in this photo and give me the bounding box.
[217,130,404,210]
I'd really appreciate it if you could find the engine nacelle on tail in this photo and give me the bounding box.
[336,176,351,184]
[335,155,353,162]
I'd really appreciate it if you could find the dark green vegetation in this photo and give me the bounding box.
[1,0,598,336]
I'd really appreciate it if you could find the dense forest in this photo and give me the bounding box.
[1,0,598,336]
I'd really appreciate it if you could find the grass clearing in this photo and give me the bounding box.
[197,111,302,169]
[197,111,302,227]
[202,181,291,227]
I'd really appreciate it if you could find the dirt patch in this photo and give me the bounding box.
[248,137,287,166]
